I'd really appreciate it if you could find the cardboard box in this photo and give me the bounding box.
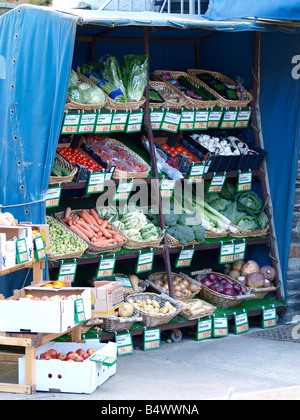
[0,226,33,271]
[91,281,124,316]
[0,287,92,333]
[18,340,117,394]
[20,222,50,252]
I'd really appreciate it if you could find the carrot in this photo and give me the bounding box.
[101,219,108,229]
[106,229,119,236]
[98,225,112,239]
[70,225,90,242]
[77,218,99,233]
[113,234,126,243]
[64,207,72,219]
[76,219,95,237]
[73,222,94,240]
[90,209,102,225]
[72,214,80,224]
[94,239,116,246]
[81,209,96,226]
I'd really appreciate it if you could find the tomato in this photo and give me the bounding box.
[181,150,188,156]
[161,144,169,151]
[175,146,183,153]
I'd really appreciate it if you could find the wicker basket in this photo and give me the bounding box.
[76,69,145,111]
[88,137,151,180]
[49,153,78,185]
[120,231,164,251]
[153,70,220,110]
[231,225,269,239]
[125,292,183,328]
[98,306,143,332]
[234,277,278,300]
[54,209,126,255]
[46,215,88,260]
[179,298,216,321]
[149,81,188,109]
[147,272,202,300]
[110,274,148,296]
[65,71,109,111]
[194,269,255,309]
[187,69,253,108]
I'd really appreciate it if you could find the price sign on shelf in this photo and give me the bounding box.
[96,257,116,279]
[179,110,195,131]
[114,275,135,294]
[262,307,277,329]
[86,171,106,195]
[143,328,161,351]
[34,235,46,261]
[74,298,86,324]
[110,113,129,132]
[196,318,212,341]
[187,163,206,184]
[235,109,252,128]
[175,248,195,268]
[207,110,223,128]
[234,241,246,262]
[150,111,165,131]
[212,316,229,338]
[194,110,210,130]
[16,238,29,264]
[207,174,227,193]
[234,311,249,335]
[45,186,62,209]
[219,243,235,264]
[61,113,80,135]
[160,178,176,198]
[116,332,134,356]
[95,112,113,133]
[136,251,154,274]
[113,180,134,201]
[77,113,97,134]
[58,262,78,283]
[161,111,181,133]
[237,171,253,192]
[220,110,238,129]
[126,111,144,133]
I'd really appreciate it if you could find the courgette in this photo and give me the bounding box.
[51,162,62,176]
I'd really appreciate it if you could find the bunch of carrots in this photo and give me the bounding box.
[63,208,126,247]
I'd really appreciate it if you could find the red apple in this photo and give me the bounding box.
[41,296,51,301]
[82,352,89,360]
[57,352,66,361]
[76,349,85,356]
[31,296,41,301]
[87,348,96,356]
[74,355,84,363]
[40,352,51,360]
[48,349,58,359]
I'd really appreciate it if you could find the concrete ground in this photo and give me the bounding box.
[0,323,299,401]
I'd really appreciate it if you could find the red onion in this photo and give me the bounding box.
[233,283,242,293]
[223,288,236,296]
[207,273,219,283]
[202,278,214,288]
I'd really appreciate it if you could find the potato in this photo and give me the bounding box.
[118,303,134,318]
[152,300,160,308]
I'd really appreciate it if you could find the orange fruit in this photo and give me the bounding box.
[41,283,54,288]
[52,280,66,288]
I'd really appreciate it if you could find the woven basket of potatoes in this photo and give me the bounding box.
[126,292,183,328]
[98,302,143,332]
[147,272,202,300]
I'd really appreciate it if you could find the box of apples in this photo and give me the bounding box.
[0,286,92,334]
[18,341,117,394]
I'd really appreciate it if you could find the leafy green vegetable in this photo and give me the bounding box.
[236,191,263,215]
[121,54,148,102]
[220,180,236,200]
[209,197,230,212]
[100,55,127,103]
[237,216,259,231]
[68,86,83,103]
[82,87,106,105]
[69,70,79,87]
[167,225,195,246]
[220,201,246,226]
[257,211,269,230]
[192,224,206,243]
[81,62,101,76]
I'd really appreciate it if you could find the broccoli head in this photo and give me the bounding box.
[192,224,206,243]
[167,225,195,245]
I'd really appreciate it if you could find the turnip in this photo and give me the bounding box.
[247,272,265,289]
[241,260,260,276]
[260,265,276,282]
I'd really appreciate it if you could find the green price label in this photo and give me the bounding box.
[116,332,134,356]
[74,298,86,324]
[136,251,154,274]
[58,262,78,283]
[237,172,253,192]
[212,316,229,338]
[143,328,161,351]
[262,307,277,329]
[46,186,62,208]
[16,238,29,264]
[196,318,212,341]
[86,171,106,195]
[34,236,47,261]
[234,311,249,335]
[175,248,195,268]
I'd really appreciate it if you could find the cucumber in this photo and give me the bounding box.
[59,165,70,176]
[51,162,62,176]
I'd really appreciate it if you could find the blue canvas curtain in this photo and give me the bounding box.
[0,5,76,296]
[205,0,300,21]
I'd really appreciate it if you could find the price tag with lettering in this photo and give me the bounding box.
[61,113,80,135]
[113,180,134,201]
[78,113,96,134]
[89,353,118,366]
[96,257,116,279]
[196,318,212,341]
[46,186,62,208]
[143,328,161,351]
[34,236,46,261]
[234,311,249,335]
[74,298,86,324]
[16,238,29,264]
[234,242,246,262]
[187,163,206,184]
[212,316,228,338]
[136,251,154,274]
[219,243,235,264]
[180,110,195,131]
[207,174,227,193]
[235,109,252,128]
[58,262,78,283]
[175,248,195,268]
[95,112,113,133]
[116,332,134,356]
[114,275,134,293]
[220,110,238,129]
[208,110,223,128]
[110,112,128,132]
[237,171,253,192]
[262,307,277,329]
[161,111,181,133]
[194,110,210,130]
[126,111,144,133]
[86,171,106,194]
[160,179,176,198]
[150,111,165,131]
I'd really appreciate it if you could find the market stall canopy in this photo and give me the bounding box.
[205,0,300,22]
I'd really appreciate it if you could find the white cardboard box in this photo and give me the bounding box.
[0,233,16,271]
[0,287,92,334]
[0,225,33,270]
[18,340,117,394]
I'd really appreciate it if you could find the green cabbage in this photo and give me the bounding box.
[82,87,106,105]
